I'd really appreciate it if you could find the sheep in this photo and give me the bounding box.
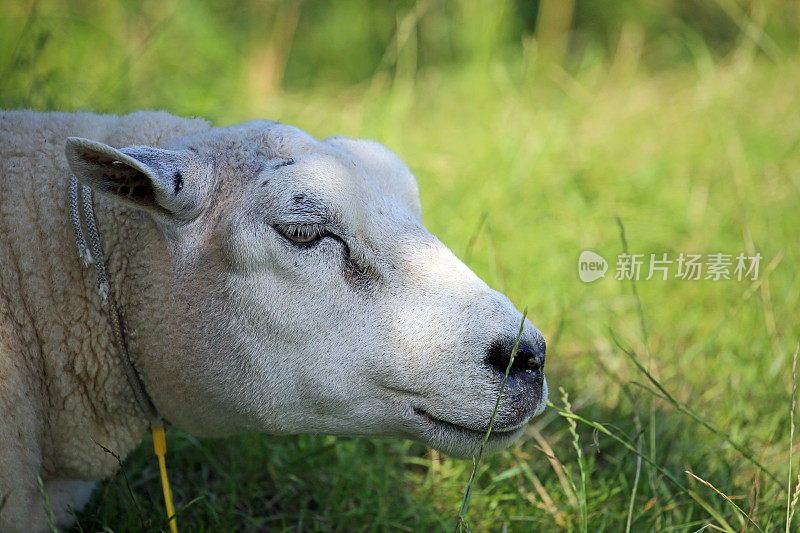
[0,110,547,531]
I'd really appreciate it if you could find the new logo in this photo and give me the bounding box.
[578,251,608,282]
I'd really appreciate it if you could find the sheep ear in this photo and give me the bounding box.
[65,137,205,221]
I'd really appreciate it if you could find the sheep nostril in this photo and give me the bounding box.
[512,345,543,374]
[486,339,545,376]
[523,357,542,374]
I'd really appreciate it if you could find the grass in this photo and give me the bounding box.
[454,308,528,532]
[36,476,56,533]
[2,1,800,531]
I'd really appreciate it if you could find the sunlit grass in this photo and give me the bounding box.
[2,1,799,530]
[85,58,800,529]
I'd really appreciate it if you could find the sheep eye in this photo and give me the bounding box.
[274,223,328,246]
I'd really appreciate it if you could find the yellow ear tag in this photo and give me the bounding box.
[152,425,178,533]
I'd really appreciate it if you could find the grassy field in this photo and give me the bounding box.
[3,1,800,531]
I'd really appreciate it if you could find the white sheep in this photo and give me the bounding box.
[0,110,547,531]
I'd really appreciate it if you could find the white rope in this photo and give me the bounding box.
[68,176,93,267]
[80,185,110,306]
[69,175,161,425]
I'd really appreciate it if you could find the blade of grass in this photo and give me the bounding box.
[788,343,800,530]
[625,427,643,533]
[609,329,781,486]
[93,440,146,530]
[616,217,661,513]
[560,387,588,532]
[165,495,205,528]
[66,504,85,533]
[548,402,762,530]
[463,211,488,264]
[36,475,56,533]
[685,471,763,532]
[684,485,736,533]
[742,433,771,532]
[592,339,644,532]
[484,221,505,292]
[453,307,528,532]
[788,473,800,527]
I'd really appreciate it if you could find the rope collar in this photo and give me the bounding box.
[69,175,178,532]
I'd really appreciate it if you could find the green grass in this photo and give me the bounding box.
[3,1,800,531]
[454,308,528,532]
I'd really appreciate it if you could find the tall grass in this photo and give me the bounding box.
[453,308,528,532]
[2,1,799,530]
[560,388,588,532]
[787,345,800,531]
[36,476,56,533]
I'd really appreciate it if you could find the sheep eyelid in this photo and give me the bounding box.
[272,223,334,247]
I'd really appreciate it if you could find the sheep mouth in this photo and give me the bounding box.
[412,407,527,438]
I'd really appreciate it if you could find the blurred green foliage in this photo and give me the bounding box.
[2,0,798,114]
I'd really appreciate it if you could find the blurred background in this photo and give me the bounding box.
[2,1,799,530]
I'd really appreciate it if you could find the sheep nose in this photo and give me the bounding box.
[486,337,546,377]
